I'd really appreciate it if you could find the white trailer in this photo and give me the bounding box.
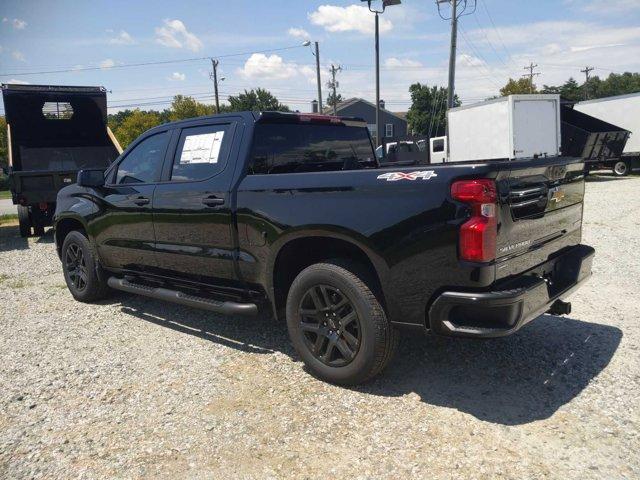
[574,92,640,175]
[429,95,562,163]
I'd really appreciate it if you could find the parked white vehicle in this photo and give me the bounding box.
[429,94,562,163]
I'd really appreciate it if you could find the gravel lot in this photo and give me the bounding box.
[1,174,638,479]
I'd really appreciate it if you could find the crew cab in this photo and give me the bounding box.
[53,111,594,385]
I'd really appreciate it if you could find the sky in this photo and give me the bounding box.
[0,0,639,115]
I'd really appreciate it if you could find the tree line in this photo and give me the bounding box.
[407,71,640,137]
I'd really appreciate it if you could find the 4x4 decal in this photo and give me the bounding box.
[377,171,438,182]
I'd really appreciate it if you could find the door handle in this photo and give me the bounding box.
[202,195,225,207]
[132,196,150,206]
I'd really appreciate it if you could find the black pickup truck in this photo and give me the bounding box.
[53,111,594,384]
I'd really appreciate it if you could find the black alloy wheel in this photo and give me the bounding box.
[65,242,88,292]
[299,284,361,367]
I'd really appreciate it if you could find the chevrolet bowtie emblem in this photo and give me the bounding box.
[549,187,565,204]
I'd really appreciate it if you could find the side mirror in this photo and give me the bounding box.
[77,169,105,188]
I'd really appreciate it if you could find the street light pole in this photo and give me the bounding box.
[315,42,323,112]
[363,0,401,147]
[375,12,381,146]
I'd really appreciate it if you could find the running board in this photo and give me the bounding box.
[107,277,258,316]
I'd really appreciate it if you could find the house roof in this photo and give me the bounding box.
[323,97,408,123]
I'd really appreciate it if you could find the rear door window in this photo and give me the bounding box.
[249,123,375,174]
[170,124,231,182]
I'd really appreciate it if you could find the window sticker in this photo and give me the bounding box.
[179,131,225,164]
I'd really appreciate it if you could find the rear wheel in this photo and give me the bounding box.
[17,205,31,238]
[286,261,398,385]
[61,230,111,302]
[613,160,630,177]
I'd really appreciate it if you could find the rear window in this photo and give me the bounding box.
[248,123,375,175]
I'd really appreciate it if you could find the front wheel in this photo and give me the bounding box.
[286,261,398,385]
[61,230,111,302]
[613,160,630,177]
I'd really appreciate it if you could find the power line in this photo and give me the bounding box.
[0,44,310,77]
[478,0,515,65]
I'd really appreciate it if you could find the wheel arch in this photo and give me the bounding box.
[267,229,389,318]
[54,215,90,258]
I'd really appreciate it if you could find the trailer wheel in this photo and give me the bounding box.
[613,160,630,177]
[17,205,32,238]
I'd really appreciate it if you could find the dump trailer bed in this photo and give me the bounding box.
[2,84,121,236]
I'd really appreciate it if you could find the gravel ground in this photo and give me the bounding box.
[1,174,638,479]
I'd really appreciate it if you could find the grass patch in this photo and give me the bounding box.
[0,213,18,226]
[0,191,11,200]
[0,274,29,289]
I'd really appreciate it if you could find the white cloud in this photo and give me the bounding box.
[458,54,485,67]
[384,57,422,68]
[288,27,310,40]
[109,30,135,45]
[155,19,203,52]
[12,18,26,29]
[12,50,25,62]
[309,5,392,35]
[7,78,29,84]
[237,53,299,80]
[2,17,26,29]
[99,58,115,69]
[168,72,186,81]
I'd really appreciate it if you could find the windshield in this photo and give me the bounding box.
[249,123,376,174]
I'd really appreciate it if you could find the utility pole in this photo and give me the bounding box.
[522,62,540,93]
[327,64,342,116]
[314,42,323,112]
[437,0,476,109]
[210,58,220,113]
[581,66,595,100]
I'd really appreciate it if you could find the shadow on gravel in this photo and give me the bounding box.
[586,174,635,182]
[115,292,292,356]
[362,315,622,426]
[109,291,621,426]
[0,224,53,252]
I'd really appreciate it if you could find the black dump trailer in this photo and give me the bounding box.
[2,84,121,236]
[561,104,631,176]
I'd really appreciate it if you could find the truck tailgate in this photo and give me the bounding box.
[495,158,585,279]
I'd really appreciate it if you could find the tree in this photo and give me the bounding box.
[326,92,343,111]
[500,77,537,96]
[406,83,459,137]
[112,110,163,148]
[227,88,290,112]
[169,95,215,121]
[541,78,581,101]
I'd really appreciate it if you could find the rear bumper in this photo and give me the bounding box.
[429,244,595,338]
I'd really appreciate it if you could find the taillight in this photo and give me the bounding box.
[451,179,498,263]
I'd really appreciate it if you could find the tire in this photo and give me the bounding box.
[286,261,398,385]
[61,230,111,302]
[613,160,630,177]
[17,205,31,238]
